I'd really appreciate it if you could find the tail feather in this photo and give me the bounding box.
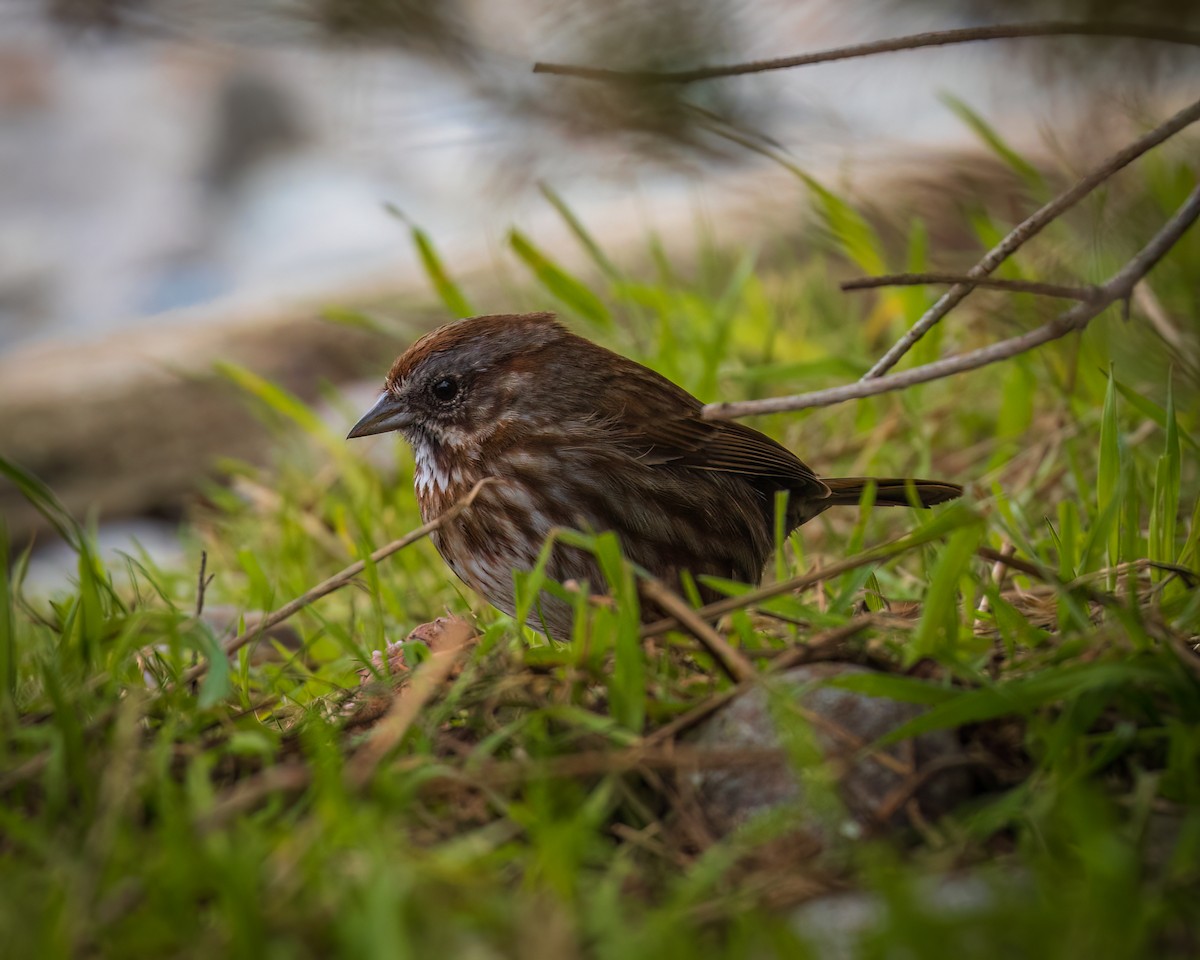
[822,477,963,508]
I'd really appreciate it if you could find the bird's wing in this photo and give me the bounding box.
[634,415,828,492]
[600,368,829,496]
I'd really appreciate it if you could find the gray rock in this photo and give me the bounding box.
[689,662,972,838]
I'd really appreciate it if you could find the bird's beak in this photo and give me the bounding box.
[347,392,413,439]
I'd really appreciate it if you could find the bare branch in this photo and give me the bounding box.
[639,531,932,637]
[534,22,1200,85]
[704,184,1200,420]
[842,273,1101,302]
[863,95,1200,378]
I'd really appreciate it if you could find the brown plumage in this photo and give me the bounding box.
[348,313,962,636]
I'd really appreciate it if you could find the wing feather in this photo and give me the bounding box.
[598,366,829,497]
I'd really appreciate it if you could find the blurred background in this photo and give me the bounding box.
[1,0,1197,585]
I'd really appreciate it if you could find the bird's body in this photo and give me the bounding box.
[349,313,961,636]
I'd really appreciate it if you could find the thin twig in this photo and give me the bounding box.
[639,533,929,637]
[974,545,1117,610]
[792,702,914,777]
[1065,557,1199,591]
[862,95,1200,379]
[764,617,879,673]
[190,551,212,677]
[176,478,493,688]
[533,21,1200,84]
[704,183,1200,419]
[699,95,1199,384]
[871,753,993,824]
[640,578,756,682]
[194,551,212,620]
[842,273,1102,301]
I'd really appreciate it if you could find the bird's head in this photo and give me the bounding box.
[346,312,573,451]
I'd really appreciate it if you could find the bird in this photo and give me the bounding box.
[348,313,962,637]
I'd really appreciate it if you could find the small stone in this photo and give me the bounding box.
[689,662,973,838]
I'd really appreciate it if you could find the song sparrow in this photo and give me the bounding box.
[348,313,961,637]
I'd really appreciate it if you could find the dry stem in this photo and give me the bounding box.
[640,578,757,682]
[640,532,931,637]
[842,273,1101,302]
[534,22,1200,84]
[704,182,1200,419]
[861,95,1200,379]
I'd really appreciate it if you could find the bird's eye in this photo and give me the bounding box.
[430,377,459,403]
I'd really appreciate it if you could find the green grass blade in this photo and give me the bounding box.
[388,205,474,317]
[0,524,14,716]
[773,490,789,583]
[822,671,960,706]
[1055,501,1079,580]
[509,229,611,329]
[865,662,1168,747]
[1097,367,1121,578]
[1179,496,1200,570]
[941,94,1045,192]
[799,175,887,276]
[1078,480,1124,576]
[593,533,645,733]
[214,362,345,457]
[539,183,621,282]
[195,626,231,709]
[1150,374,1182,571]
[1112,378,1200,455]
[913,521,984,661]
[321,305,397,336]
[0,454,83,551]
